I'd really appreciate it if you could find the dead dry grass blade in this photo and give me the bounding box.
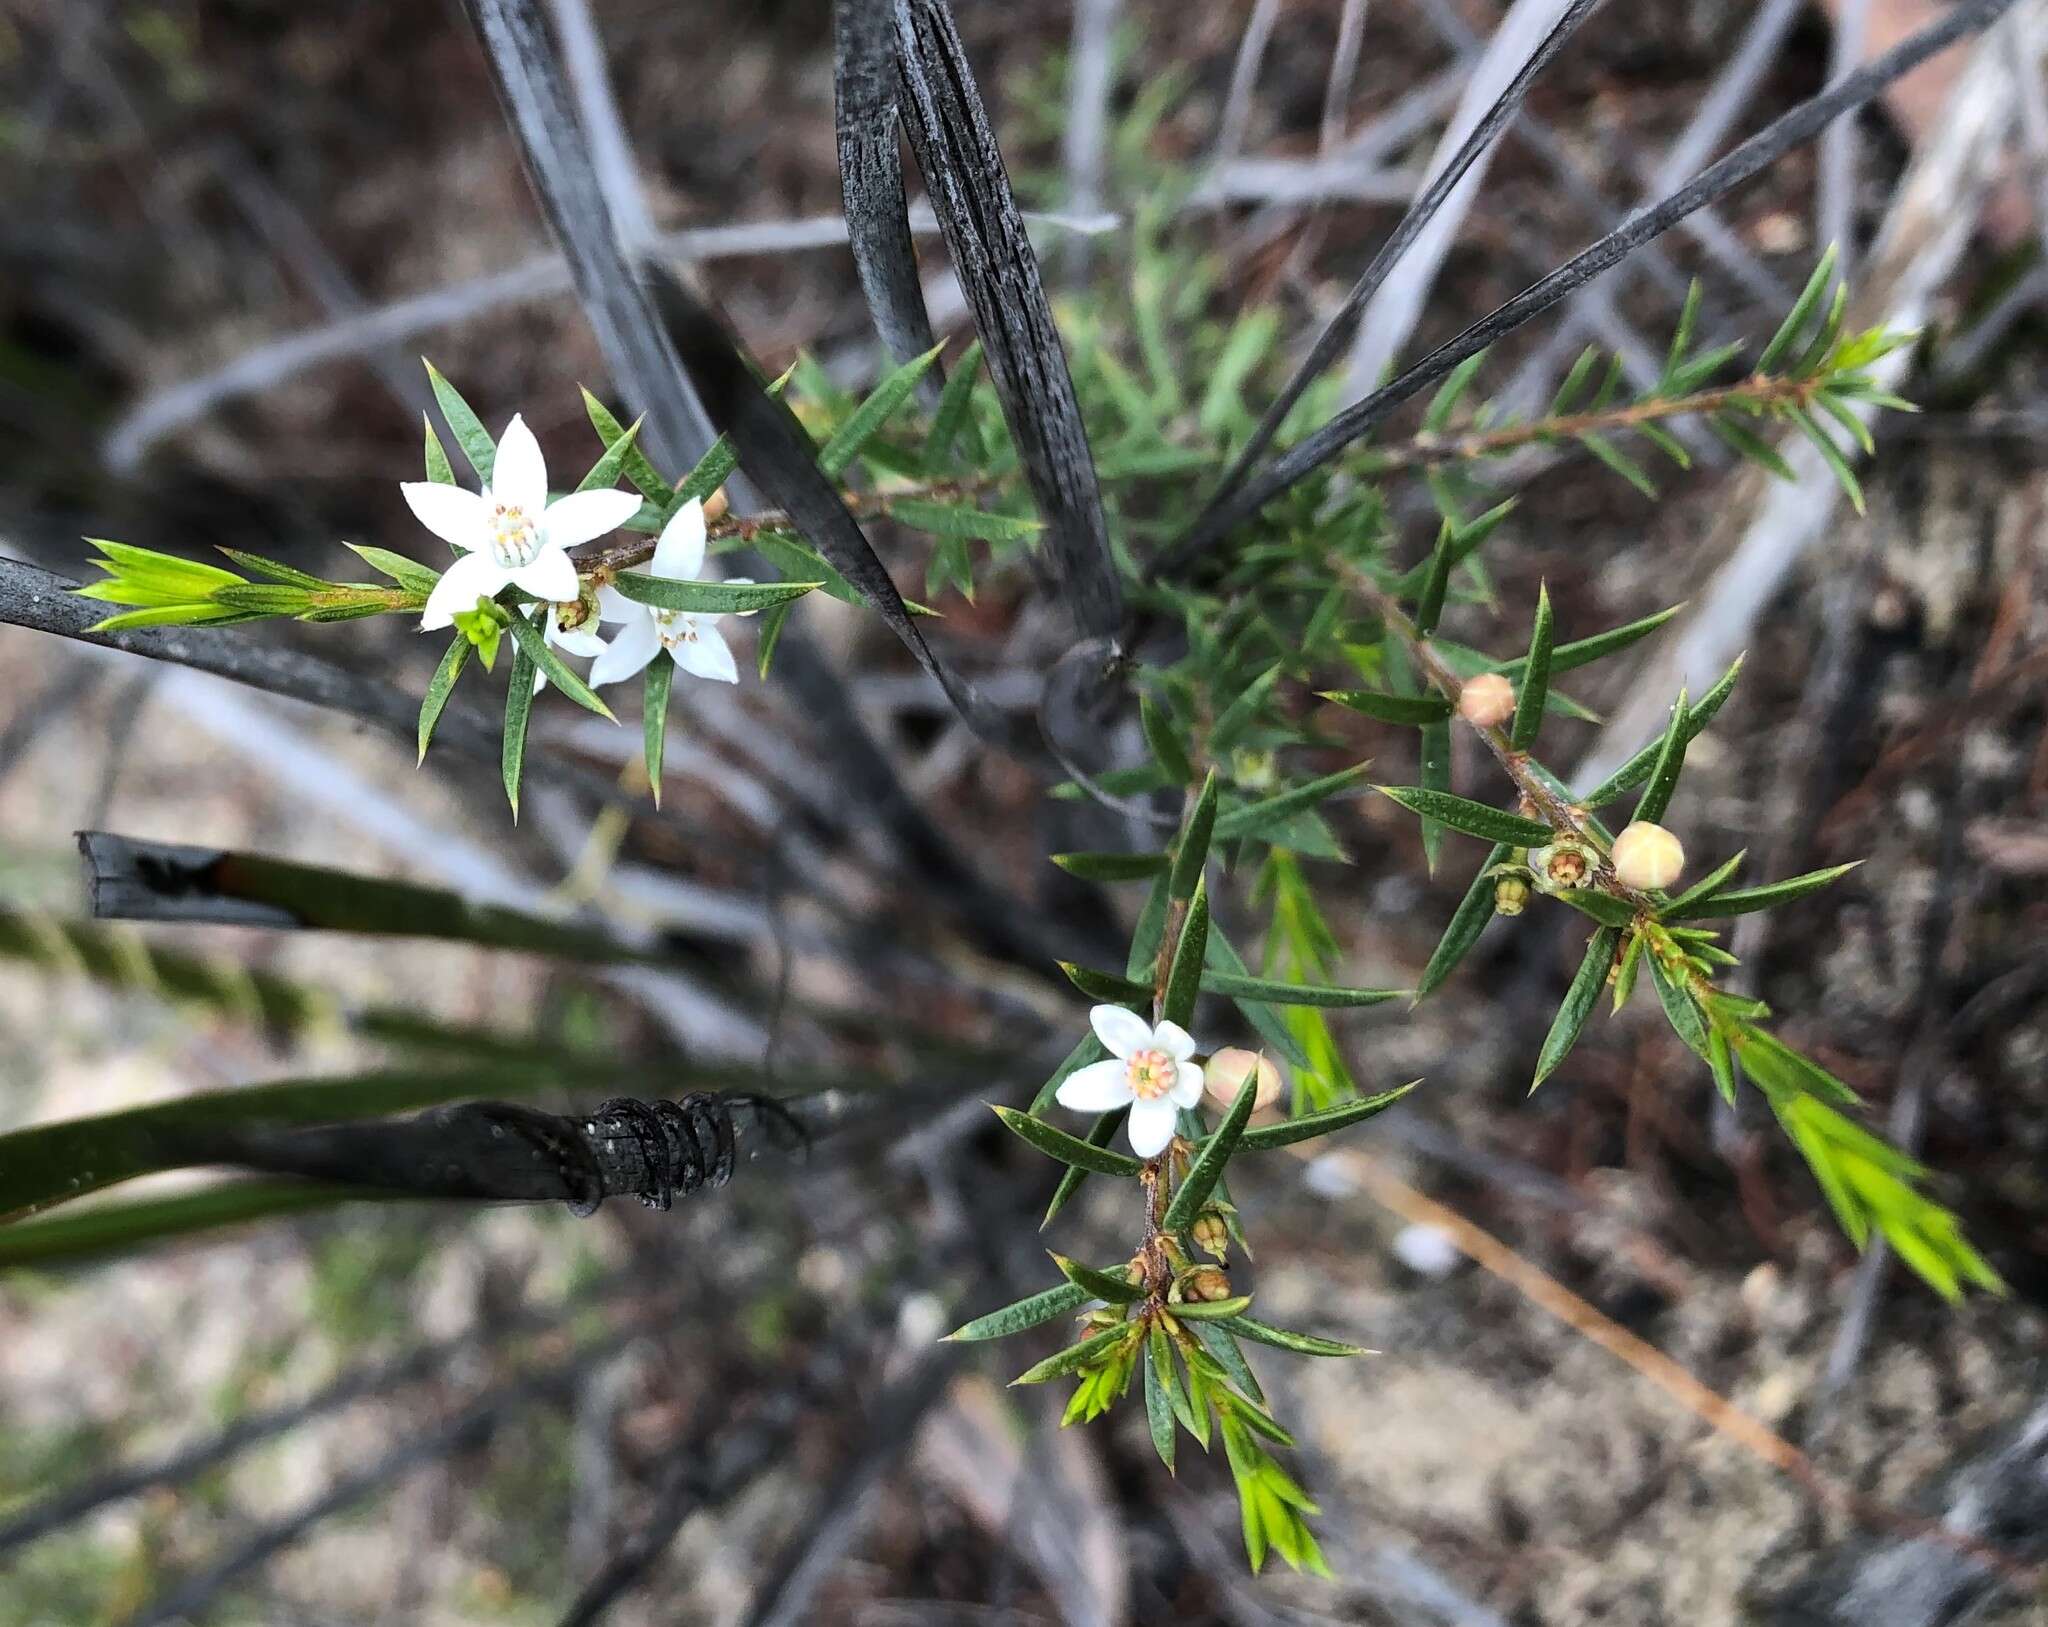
[836,0,944,392]
[894,0,1124,639]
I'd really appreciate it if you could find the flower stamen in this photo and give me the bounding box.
[1125,1047,1176,1101]
[488,502,543,569]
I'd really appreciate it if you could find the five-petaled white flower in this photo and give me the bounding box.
[405,413,642,632]
[588,498,739,688]
[1056,1006,1206,1158]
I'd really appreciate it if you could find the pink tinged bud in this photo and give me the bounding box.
[1457,672,1516,729]
[1204,1048,1283,1112]
[1611,821,1686,890]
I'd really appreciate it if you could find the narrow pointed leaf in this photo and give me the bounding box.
[1583,656,1740,808]
[1169,771,1220,901]
[1417,843,1512,999]
[1051,1252,1145,1304]
[1319,689,1452,725]
[609,574,820,617]
[1042,1108,1128,1225]
[946,1281,1088,1341]
[1664,861,1860,920]
[1215,763,1372,842]
[642,658,675,804]
[1161,879,1211,1029]
[1238,1084,1418,1150]
[1533,928,1618,1090]
[1510,583,1553,750]
[1052,850,1169,882]
[1376,786,1551,846]
[993,1105,1143,1176]
[417,637,473,763]
[820,345,943,474]
[424,359,496,483]
[1218,1315,1370,1357]
[1162,1065,1258,1233]
[1145,1326,1177,1470]
[1198,972,1405,1008]
[503,640,537,815]
[1011,1323,1131,1386]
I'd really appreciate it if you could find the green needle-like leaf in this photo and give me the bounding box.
[1197,972,1407,1008]
[1051,850,1170,882]
[1215,763,1372,842]
[819,345,942,475]
[1632,686,1691,825]
[993,1106,1144,1177]
[1050,1252,1145,1304]
[1163,1063,1259,1233]
[609,575,820,616]
[1011,1323,1132,1386]
[1417,843,1512,999]
[946,1281,1089,1341]
[1161,879,1211,1029]
[1533,928,1619,1091]
[1169,771,1220,902]
[1218,1315,1370,1358]
[424,359,497,482]
[1319,689,1453,725]
[1238,1083,1418,1149]
[417,637,473,764]
[1145,1325,1178,1471]
[1663,861,1861,920]
[1510,583,1553,750]
[1375,786,1552,847]
[502,638,537,817]
[1659,849,1747,917]
[642,658,675,805]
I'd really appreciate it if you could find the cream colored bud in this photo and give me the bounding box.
[702,487,729,524]
[1611,821,1685,890]
[1191,1210,1231,1260]
[1494,874,1531,916]
[1204,1048,1284,1112]
[1458,672,1516,729]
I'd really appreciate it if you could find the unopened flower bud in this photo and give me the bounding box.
[1186,1265,1234,1302]
[1191,1209,1231,1260]
[1494,873,1531,916]
[1204,1047,1284,1112]
[1458,672,1516,729]
[702,487,729,523]
[1611,821,1685,890]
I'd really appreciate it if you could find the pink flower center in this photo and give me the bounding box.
[488,501,543,569]
[1125,1047,1176,1102]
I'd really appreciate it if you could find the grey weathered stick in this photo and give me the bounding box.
[894,0,1124,639]
[835,0,943,392]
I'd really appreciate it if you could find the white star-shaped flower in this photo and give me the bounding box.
[1055,1006,1206,1158]
[404,414,642,632]
[588,498,739,688]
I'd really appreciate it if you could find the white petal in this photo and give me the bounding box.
[595,584,636,623]
[532,664,549,696]
[588,612,661,686]
[1126,1100,1179,1158]
[543,487,644,549]
[400,482,488,552]
[1170,1060,1206,1108]
[651,498,706,581]
[1054,1059,1133,1113]
[548,618,607,659]
[418,552,507,631]
[1153,1020,1197,1062]
[508,548,578,604]
[489,413,547,516]
[1090,1005,1152,1059]
[674,621,738,684]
